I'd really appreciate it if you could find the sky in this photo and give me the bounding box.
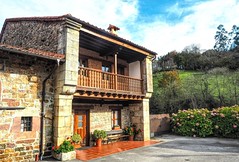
[0,0,239,56]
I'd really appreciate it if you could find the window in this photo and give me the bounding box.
[102,65,111,72]
[21,117,32,132]
[102,64,111,80]
[79,58,88,67]
[111,109,121,128]
[79,58,88,76]
[118,66,125,75]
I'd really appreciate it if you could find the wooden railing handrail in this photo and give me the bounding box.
[78,66,143,81]
[78,66,143,94]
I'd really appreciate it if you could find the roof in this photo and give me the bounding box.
[0,43,65,61]
[0,14,157,56]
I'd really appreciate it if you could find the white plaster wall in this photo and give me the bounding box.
[129,61,141,79]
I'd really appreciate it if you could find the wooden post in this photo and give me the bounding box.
[114,52,118,90]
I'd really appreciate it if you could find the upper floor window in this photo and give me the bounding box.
[79,58,88,67]
[102,65,111,72]
[118,66,125,75]
[21,117,32,132]
[102,63,111,80]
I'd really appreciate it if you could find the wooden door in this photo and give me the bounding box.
[74,111,88,146]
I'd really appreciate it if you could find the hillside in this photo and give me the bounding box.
[150,69,239,114]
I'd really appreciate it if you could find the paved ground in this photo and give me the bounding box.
[89,134,239,162]
[43,134,239,162]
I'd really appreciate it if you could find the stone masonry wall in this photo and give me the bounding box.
[128,103,144,140]
[1,21,61,53]
[0,51,55,162]
[90,104,130,132]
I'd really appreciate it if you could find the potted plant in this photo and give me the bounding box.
[71,133,82,149]
[52,140,76,161]
[123,126,134,141]
[93,129,107,147]
[123,124,142,141]
[112,125,121,130]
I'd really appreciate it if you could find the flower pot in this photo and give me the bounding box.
[52,151,76,161]
[129,135,134,141]
[113,126,120,130]
[96,138,102,147]
[73,143,81,149]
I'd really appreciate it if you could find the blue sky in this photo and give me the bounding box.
[0,0,239,56]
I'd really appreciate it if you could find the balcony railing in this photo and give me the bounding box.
[77,67,143,94]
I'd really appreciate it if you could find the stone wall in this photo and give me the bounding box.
[150,114,171,137]
[53,19,81,146]
[128,102,144,140]
[90,104,130,132]
[0,51,55,161]
[1,21,61,53]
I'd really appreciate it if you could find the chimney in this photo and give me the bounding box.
[107,24,120,36]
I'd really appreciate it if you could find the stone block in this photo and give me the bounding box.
[0,154,8,159]
[6,143,15,148]
[131,116,141,124]
[15,156,24,161]
[54,127,72,137]
[15,147,24,152]
[53,136,65,146]
[29,76,38,82]
[0,149,4,154]
[0,144,6,149]
[26,146,33,150]
[5,148,14,153]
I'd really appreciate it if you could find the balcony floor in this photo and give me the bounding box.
[76,140,159,161]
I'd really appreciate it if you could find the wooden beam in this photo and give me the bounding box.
[81,28,150,56]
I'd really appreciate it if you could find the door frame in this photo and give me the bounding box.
[73,107,90,146]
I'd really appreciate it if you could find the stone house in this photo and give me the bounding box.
[0,14,156,161]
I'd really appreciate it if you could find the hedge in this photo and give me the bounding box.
[171,106,239,138]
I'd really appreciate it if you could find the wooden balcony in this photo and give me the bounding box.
[75,67,144,100]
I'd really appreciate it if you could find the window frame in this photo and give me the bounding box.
[21,117,32,132]
[102,63,112,80]
[110,107,122,129]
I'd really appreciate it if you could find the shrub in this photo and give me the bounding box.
[171,108,213,137]
[71,133,82,144]
[93,130,107,139]
[171,106,239,138]
[211,106,239,138]
[53,140,74,154]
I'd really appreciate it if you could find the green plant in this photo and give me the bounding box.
[171,108,213,137]
[123,124,142,136]
[93,130,107,139]
[123,126,134,136]
[52,140,74,154]
[71,133,82,144]
[211,106,239,138]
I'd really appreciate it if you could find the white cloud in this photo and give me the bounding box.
[0,0,239,56]
[133,0,239,56]
[0,0,138,40]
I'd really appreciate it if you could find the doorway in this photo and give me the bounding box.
[74,110,89,146]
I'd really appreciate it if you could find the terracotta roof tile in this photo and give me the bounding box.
[0,43,65,60]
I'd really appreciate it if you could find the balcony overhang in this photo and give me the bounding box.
[74,88,145,101]
[80,30,147,63]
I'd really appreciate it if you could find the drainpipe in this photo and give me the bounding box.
[39,59,60,161]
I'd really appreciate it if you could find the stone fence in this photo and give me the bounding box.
[150,114,171,137]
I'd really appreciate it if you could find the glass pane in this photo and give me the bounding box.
[115,111,118,119]
[78,116,82,120]
[78,122,82,127]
